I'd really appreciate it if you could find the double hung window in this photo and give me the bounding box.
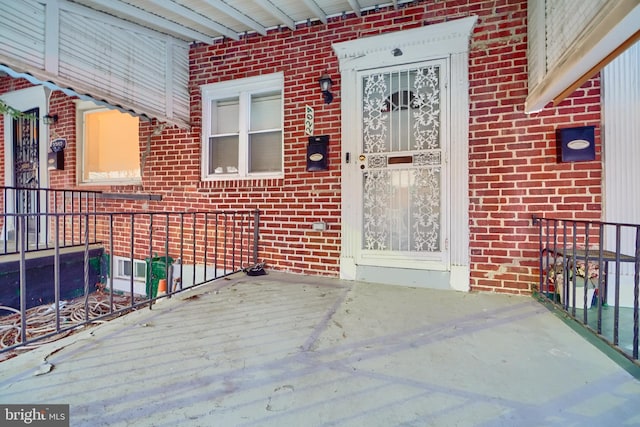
[202,73,283,179]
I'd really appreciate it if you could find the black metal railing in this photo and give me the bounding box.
[0,209,260,353]
[533,215,639,363]
[1,186,101,254]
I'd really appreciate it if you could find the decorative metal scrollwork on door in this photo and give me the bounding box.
[361,66,441,252]
[12,109,40,231]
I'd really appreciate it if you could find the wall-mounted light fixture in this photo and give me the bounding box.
[43,113,58,125]
[319,73,333,104]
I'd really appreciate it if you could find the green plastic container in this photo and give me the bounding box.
[145,254,174,298]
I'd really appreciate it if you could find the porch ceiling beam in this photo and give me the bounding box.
[302,0,328,25]
[201,0,268,36]
[346,0,362,17]
[76,0,226,43]
[145,0,241,41]
[253,0,296,30]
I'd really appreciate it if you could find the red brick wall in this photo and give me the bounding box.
[46,91,77,190]
[0,0,604,294]
[469,77,602,294]
[467,1,601,294]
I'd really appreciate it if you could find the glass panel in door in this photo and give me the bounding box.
[12,108,40,233]
[360,65,443,256]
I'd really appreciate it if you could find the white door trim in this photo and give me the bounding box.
[334,16,476,291]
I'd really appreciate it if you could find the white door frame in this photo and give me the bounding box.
[333,17,476,291]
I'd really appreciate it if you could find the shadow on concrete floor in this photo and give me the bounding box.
[1,271,639,426]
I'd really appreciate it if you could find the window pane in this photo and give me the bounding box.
[134,262,146,279]
[202,73,283,179]
[209,135,239,174]
[250,93,281,131]
[83,109,140,182]
[120,260,132,277]
[213,98,239,134]
[249,131,282,173]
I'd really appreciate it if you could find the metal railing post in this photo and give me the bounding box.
[253,209,260,265]
[634,226,640,360]
[109,213,115,313]
[149,213,154,309]
[192,212,197,286]
[214,213,219,279]
[165,213,170,296]
[535,214,639,364]
[232,212,237,271]
[130,213,135,307]
[179,213,184,290]
[83,213,90,322]
[1,203,261,353]
[597,226,605,334]
[54,213,61,332]
[18,215,27,345]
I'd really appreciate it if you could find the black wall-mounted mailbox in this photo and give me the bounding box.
[47,150,64,170]
[557,126,596,162]
[307,135,329,171]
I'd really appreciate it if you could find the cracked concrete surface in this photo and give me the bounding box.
[1,272,639,426]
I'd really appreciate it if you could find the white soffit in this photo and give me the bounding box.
[526,0,640,113]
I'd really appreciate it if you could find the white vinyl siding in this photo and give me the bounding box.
[0,0,189,127]
[603,40,640,259]
[0,0,46,70]
[526,0,640,113]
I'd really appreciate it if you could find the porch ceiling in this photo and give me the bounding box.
[69,0,415,43]
[1,0,415,127]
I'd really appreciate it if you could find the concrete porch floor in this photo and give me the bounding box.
[1,272,639,426]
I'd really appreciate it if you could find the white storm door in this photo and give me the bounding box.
[356,61,449,270]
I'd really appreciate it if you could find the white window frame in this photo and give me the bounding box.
[114,256,147,282]
[201,72,284,180]
[76,100,142,185]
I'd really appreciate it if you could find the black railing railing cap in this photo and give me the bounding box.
[532,214,640,229]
